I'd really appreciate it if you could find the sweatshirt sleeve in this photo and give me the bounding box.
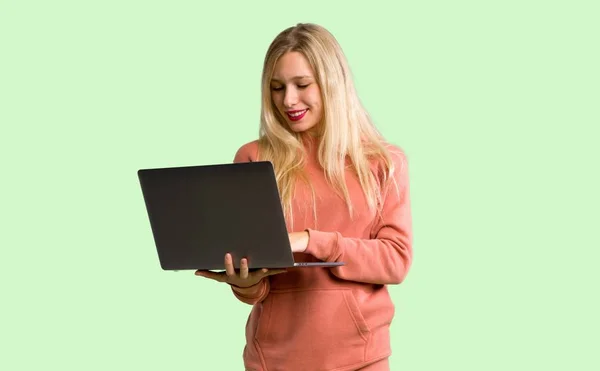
[305,149,413,285]
[228,141,272,305]
[230,279,271,305]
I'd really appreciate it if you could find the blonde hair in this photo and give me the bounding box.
[257,23,398,224]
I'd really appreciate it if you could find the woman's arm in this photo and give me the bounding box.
[304,150,413,285]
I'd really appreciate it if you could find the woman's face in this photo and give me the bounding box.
[270,51,323,134]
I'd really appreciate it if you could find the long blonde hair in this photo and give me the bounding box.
[257,23,398,224]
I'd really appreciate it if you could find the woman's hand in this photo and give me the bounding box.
[196,232,308,286]
[289,231,309,253]
[195,253,286,288]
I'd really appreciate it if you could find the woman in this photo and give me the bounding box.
[196,23,413,371]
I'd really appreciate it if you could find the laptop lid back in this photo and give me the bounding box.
[138,161,295,270]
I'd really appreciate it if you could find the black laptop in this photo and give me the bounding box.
[138,161,344,270]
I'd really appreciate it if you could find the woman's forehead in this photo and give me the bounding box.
[271,52,315,80]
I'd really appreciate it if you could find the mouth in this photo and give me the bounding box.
[286,109,308,122]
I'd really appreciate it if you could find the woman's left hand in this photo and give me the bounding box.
[289,231,309,253]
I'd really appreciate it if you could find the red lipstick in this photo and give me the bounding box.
[287,109,308,122]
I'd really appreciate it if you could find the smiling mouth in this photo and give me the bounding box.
[287,109,308,121]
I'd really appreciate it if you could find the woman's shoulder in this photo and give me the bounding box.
[368,140,408,168]
[366,140,409,186]
[233,139,260,163]
[382,141,407,159]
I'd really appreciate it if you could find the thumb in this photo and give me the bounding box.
[264,268,287,276]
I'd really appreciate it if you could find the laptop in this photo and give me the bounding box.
[138,161,345,270]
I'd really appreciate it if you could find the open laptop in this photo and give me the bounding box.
[138,161,344,270]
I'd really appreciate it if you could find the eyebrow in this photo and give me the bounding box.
[270,75,313,83]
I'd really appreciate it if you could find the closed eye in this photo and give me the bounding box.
[271,83,310,91]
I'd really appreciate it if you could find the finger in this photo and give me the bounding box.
[240,258,249,280]
[224,253,235,277]
[195,270,227,282]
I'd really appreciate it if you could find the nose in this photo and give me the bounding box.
[283,87,298,108]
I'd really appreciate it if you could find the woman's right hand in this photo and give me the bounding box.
[194,253,287,288]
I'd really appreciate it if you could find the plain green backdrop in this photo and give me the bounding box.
[1,0,598,370]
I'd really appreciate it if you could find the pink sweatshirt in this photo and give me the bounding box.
[230,137,413,371]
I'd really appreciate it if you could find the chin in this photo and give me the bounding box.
[288,122,317,133]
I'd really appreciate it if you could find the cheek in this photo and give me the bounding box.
[271,93,284,110]
[308,91,322,111]
[308,88,322,107]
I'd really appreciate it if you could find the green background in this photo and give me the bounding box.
[2,0,598,370]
